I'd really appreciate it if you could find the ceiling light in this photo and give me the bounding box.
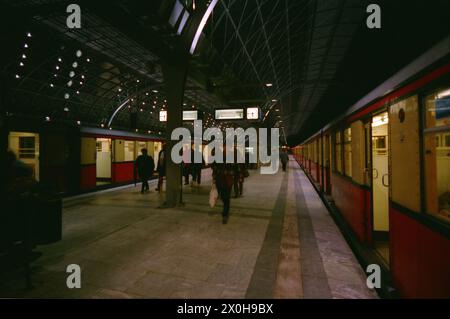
[24,43,28,48]
[152,89,158,93]
[86,58,91,62]
[22,54,26,59]
[76,120,81,125]
[45,116,50,121]
[76,50,82,58]
[19,62,24,67]
[69,71,75,78]
[72,62,78,68]
[15,74,20,79]
[27,32,32,38]
[265,83,273,87]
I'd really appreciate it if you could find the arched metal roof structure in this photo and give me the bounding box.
[1,0,449,144]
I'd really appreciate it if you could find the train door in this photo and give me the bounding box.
[371,111,390,265]
[324,134,331,194]
[96,138,112,185]
[8,131,40,181]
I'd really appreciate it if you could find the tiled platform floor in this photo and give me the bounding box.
[0,157,377,299]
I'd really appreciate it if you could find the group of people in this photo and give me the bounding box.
[183,147,203,186]
[135,145,290,225]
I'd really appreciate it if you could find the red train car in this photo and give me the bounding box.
[5,123,164,195]
[293,37,450,298]
[79,127,164,190]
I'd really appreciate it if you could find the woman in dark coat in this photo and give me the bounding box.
[155,144,166,192]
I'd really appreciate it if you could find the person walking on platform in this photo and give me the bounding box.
[182,147,192,185]
[191,147,203,186]
[155,143,166,192]
[212,149,234,224]
[233,147,249,197]
[233,163,248,198]
[134,148,155,194]
[280,148,289,172]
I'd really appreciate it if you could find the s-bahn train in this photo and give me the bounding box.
[292,37,450,298]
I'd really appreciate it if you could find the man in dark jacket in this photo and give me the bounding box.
[280,149,289,172]
[135,148,155,194]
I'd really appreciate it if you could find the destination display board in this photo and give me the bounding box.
[215,108,244,120]
[183,110,198,120]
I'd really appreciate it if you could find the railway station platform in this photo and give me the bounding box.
[0,157,377,299]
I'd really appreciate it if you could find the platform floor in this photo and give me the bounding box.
[0,157,377,299]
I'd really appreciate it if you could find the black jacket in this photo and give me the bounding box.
[135,155,155,178]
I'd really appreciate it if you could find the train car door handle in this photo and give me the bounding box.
[382,174,389,187]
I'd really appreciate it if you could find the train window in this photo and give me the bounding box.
[344,127,352,177]
[423,87,450,223]
[124,140,135,161]
[425,88,450,128]
[18,136,36,159]
[444,133,450,147]
[335,131,342,173]
[137,141,146,153]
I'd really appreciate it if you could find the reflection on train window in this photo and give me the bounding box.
[19,136,36,159]
[334,131,342,173]
[344,127,352,177]
[425,87,450,128]
[424,87,450,223]
[124,141,135,161]
[372,136,387,155]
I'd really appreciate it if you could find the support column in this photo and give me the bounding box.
[162,61,188,207]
